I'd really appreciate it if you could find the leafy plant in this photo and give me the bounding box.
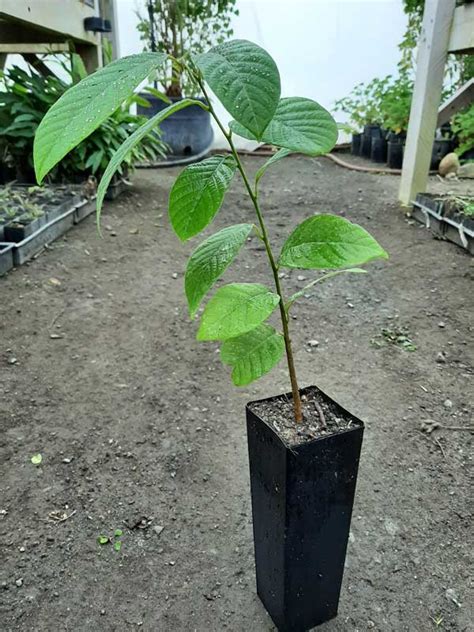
[137,0,238,97]
[452,104,474,157]
[0,60,167,183]
[379,74,414,134]
[34,41,388,423]
[334,76,392,132]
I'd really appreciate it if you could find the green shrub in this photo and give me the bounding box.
[0,61,166,182]
[452,104,474,157]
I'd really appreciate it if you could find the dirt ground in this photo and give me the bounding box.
[1,155,473,632]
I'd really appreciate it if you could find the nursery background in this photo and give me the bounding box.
[0,1,473,631]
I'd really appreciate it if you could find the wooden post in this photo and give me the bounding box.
[399,0,456,206]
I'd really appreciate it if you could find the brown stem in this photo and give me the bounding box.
[196,77,303,422]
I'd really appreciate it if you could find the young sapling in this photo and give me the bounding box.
[34,40,388,425]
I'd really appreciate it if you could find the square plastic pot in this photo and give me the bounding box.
[246,386,364,632]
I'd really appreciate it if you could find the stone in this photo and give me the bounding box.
[438,152,460,177]
[458,162,474,179]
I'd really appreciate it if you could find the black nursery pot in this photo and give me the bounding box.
[360,124,382,158]
[387,139,405,169]
[137,95,213,159]
[351,133,362,156]
[370,136,388,163]
[247,386,364,632]
[431,139,453,170]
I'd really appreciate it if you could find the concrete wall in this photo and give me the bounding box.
[115,0,407,147]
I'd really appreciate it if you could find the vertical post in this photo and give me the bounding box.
[0,53,7,71]
[399,0,456,206]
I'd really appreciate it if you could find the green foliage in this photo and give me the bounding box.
[34,39,388,398]
[221,324,285,386]
[452,104,474,157]
[0,62,166,184]
[255,149,292,184]
[230,97,338,155]
[334,76,392,131]
[137,0,238,97]
[34,53,167,182]
[169,154,237,240]
[279,215,388,270]
[185,223,253,318]
[97,98,202,215]
[197,283,280,341]
[379,74,413,134]
[196,40,281,138]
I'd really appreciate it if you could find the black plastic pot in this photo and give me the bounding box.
[0,162,15,185]
[137,95,213,162]
[4,215,47,242]
[360,124,382,158]
[431,139,453,170]
[370,137,388,163]
[247,386,364,632]
[387,140,405,169]
[459,148,474,161]
[351,133,362,156]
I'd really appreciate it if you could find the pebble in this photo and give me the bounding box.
[171,273,178,279]
[445,588,461,607]
[307,340,319,347]
[436,352,447,363]
[15,578,23,587]
[438,321,445,328]
[443,399,453,409]
[152,525,164,537]
[297,275,306,281]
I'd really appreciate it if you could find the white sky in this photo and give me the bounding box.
[115,0,407,146]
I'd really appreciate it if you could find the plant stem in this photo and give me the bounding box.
[196,78,303,422]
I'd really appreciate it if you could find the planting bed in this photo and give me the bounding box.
[412,193,474,254]
[0,158,472,631]
[0,185,95,273]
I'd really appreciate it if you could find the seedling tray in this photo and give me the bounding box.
[0,242,14,277]
[12,206,76,265]
[73,198,96,224]
[412,193,474,254]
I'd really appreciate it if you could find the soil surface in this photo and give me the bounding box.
[249,385,357,445]
[1,155,473,632]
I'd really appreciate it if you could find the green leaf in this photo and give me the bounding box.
[97,98,203,219]
[260,97,338,155]
[114,529,123,538]
[31,453,42,465]
[229,120,257,141]
[255,149,292,184]
[221,324,285,386]
[185,224,253,318]
[230,98,338,156]
[169,155,237,241]
[279,214,388,269]
[34,52,167,182]
[196,39,280,138]
[114,541,122,552]
[97,535,109,545]
[197,283,280,341]
[286,268,367,308]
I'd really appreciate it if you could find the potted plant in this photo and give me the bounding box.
[334,76,390,157]
[136,0,238,161]
[377,73,413,168]
[0,62,166,189]
[34,40,388,631]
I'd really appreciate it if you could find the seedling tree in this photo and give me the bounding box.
[34,41,387,423]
